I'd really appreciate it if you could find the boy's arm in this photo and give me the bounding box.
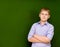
[33,26,54,43]
[28,37,41,43]
[28,24,54,43]
[33,34,50,43]
[28,23,41,43]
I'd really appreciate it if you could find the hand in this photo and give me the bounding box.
[33,34,37,37]
[33,34,40,38]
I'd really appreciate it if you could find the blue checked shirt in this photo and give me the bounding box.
[28,21,54,47]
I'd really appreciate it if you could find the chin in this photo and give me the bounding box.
[41,20,47,22]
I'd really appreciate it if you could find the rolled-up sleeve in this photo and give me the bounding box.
[27,23,36,40]
[47,25,54,41]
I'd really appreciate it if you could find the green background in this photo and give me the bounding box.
[0,0,60,47]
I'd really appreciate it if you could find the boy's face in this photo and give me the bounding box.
[39,10,50,22]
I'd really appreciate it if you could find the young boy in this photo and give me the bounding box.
[27,8,54,47]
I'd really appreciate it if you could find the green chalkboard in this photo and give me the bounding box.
[0,0,60,47]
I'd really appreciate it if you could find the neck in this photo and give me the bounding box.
[40,20,47,25]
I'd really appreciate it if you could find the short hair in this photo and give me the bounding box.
[40,8,50,15]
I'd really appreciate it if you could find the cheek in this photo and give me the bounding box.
[45,16,49,19]
[40,15,45,18]
[40,15,43,19]
[39,14,43,17]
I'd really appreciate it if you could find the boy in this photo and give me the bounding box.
[27,8,54,47]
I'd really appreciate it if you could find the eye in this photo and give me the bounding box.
[45,14,48,15]
[41,13,44,15]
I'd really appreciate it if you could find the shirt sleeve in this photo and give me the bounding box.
[46,25,54,41]
[27,23,36,40]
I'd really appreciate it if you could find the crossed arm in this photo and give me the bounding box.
[28,34,50,44]
[28,24,54,44]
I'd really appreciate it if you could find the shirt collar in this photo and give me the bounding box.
[38,21,48,25]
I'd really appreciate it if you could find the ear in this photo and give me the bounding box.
[48,15,50,19]
[39,13,40,17]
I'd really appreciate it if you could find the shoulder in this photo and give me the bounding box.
[47,22,54,29]
[32,22,39,27]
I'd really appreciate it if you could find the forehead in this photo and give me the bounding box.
[40,10,49,14]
